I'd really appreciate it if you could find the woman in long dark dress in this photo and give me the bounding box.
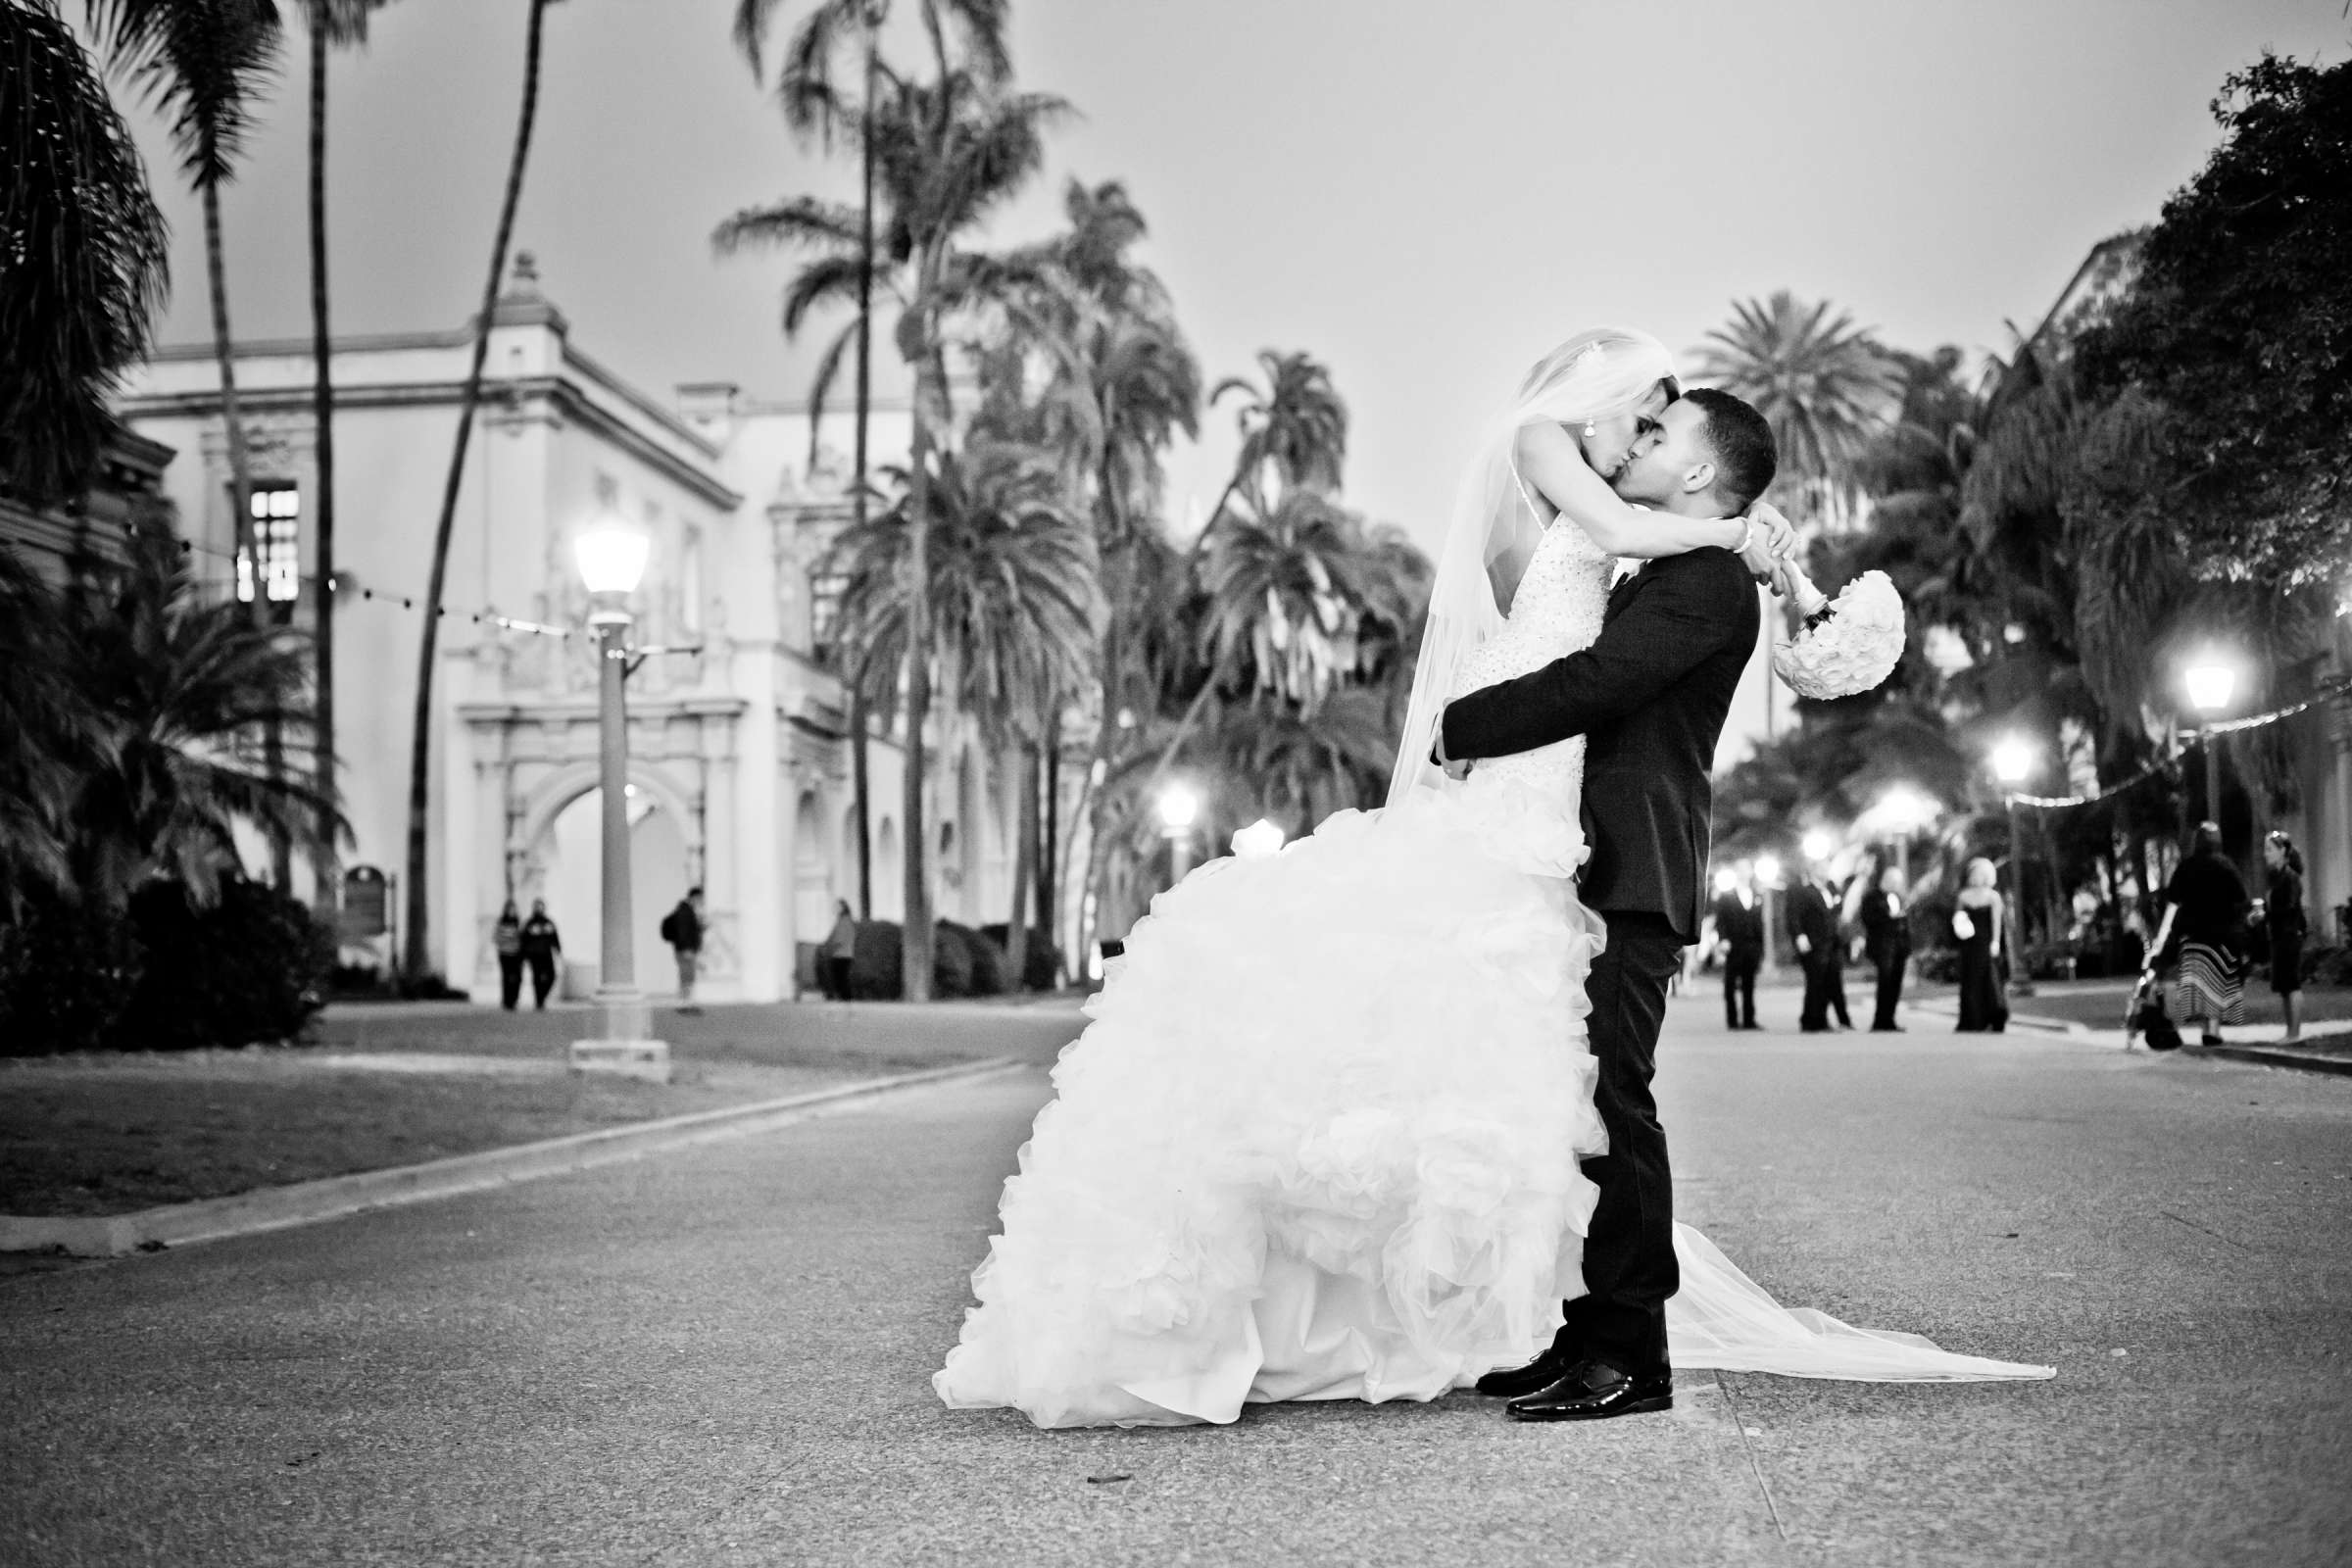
[2152,822,2252,1050]
[1953,857,2009,1033]
[2264,830,2309,1044]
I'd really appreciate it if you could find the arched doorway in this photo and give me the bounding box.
[536,786,692,998]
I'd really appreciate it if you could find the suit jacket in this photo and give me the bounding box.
[1787,881,1837,958]
[1713,891,1765,956]
[1860,891,1912,963]
[1442,546,1760,940]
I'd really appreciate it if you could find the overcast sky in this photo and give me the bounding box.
[124,0,2347,553]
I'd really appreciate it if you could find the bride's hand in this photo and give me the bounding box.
[1746,500,1799,562]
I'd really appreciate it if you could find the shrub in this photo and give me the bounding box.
[978,925,1062,991]
[841,920,1013,1000]
[2302,941,2352,987]
[939,921,1009,998]
[0,896,141,1055]
[113,878,335,1051]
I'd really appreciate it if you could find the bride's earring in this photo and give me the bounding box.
[1582,422,1596,438]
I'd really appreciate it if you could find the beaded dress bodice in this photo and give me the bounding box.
[1449,510,1614,805]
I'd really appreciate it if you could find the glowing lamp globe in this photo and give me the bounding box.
[1991,738,2034,786]
[1232,819,1287,859]
[1754,854,1783,888]
[575,516,651,606]
[1713,868,1739,896]
[1800,829,1836,862]
[1156,784,1200,834]
[1880,786,1931,834]
[2183,660,2236,715]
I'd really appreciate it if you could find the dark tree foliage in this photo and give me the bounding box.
[0,1,170,503]
[2076,54,2352,582]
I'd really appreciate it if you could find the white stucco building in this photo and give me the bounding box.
[118,257,1024,1002]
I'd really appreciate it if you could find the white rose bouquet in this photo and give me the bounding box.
[1771,562,1906,700]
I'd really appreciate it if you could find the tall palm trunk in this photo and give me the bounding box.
[1036,691,1058,960]
[1004,740,1037,986]
[900,285,941,1002]
[402,0,553,980]
[306,4,339,909]
[846,25,877,923]
[202,179,284,884]
[849,684,873,917]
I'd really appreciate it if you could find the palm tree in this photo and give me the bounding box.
[1695,291,1903,528]
[826,442,1099,986]
[0,1,170,507]
[85,0,283,610]
[817,63,1068,999]
[728,1,1012,925]
[0,549,101,913]
[401,0,558,982]
[1200,349,1348,539]
[57,527,337,915]
[301,0,393,909]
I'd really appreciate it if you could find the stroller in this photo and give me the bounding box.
[2125,954,2183,1052]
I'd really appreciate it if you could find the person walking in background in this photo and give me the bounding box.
[662,887,707,1014]
[519,899,562,1009]
[2150,821,2252,1050]
[1788,870,1841,1033]
[822,900,858,1002]
[1953,858,2009,1033]
[2262,830,2309,1044]
[1711,869,1766,1031]
[493,900,525,1011]
[1861,866,1913,1033]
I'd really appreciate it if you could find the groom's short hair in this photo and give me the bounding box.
[1683,388,1778,512]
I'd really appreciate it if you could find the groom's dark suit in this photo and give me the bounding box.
[1442,545,1760,1377]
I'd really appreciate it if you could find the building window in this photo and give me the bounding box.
[808,565,846,666]
[237,483,300,604]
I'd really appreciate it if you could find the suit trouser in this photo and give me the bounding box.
[1873,951,1908,1029]
[498,956,524,1011]
[1558,910,1685,1376]
[1722,951,1759,1028]
[1798,953,1833,1029]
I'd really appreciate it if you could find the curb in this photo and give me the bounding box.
[2193,1043,2352,1079]
[0,1055,1024,1259]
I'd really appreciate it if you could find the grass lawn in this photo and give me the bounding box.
[0,1052,865,1219]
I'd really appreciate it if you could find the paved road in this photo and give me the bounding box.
[4,994,2348,1566]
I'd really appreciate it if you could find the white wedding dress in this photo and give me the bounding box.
[935,514,2052,1430]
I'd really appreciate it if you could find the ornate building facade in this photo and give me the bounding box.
[117,259,1022,1002]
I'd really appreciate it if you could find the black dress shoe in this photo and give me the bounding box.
[1473,1346,1580,1398]
[1506,1358,1673,1422]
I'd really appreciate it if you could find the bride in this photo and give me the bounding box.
[934,327,2051,1430]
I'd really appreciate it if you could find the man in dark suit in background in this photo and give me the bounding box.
[1861,866,1914,1032]
[1788,871,1843,1032]
[1437,388,1780,1422]
[1711,870,1766,1030]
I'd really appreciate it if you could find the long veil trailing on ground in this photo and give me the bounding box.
[1385,327,1680,807]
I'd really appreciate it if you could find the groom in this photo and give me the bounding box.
[1436,387,1780,1421]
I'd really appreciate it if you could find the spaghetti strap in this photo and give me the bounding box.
[1508,461,1551,528]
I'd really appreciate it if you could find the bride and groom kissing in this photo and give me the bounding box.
[936,327,2052,1432]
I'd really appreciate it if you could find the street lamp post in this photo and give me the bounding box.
[570,515,668,1084]
[1157,783,1200,884]
[2184,658,2236,828]
[1991,737,2036,997]
[1754,852,1783,973]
